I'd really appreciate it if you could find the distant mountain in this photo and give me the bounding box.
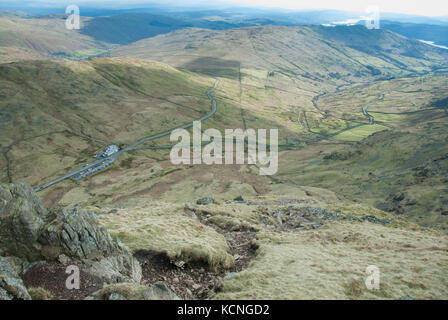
[0,16,112,63]
[380,13,448,26]
[0,10,30,18]
[381,21,448,47]
[62,10,448,49]
[79,12,295,45]
[112,25,448,81]
[311,25,448,60]
[80,13,193,45]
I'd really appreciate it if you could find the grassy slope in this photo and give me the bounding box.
[0,16,112,63]
[0,25,447,299]
[218,219,448,299]
[276,75,448,230]
[0,57,304,209]
[0,58,216,190]
[95,200,448,300]
[112,25,448,80]
[110,25,448,231]
[2,26,447,230]
[80,14,191,45]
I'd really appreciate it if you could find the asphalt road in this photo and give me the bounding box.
[301,93,383,143]
[34,79,381,193]
[35,79,220,192]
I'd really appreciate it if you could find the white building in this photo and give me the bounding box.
[96,144,119,159]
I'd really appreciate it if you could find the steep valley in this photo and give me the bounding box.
[0,16,447,301]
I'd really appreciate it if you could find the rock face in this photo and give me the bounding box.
[376,191,410,215]
[196,197,215,205]
[38,205,142,283]
[143,281,180,300]
[0,256,31,300]
[0,183,52,261]
[0,183,142,292]
[39,205,119,260]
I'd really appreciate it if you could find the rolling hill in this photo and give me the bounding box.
[111,25,448,82]
[0,15,112,63]
[80,14,193,45]
[0,19,447,300]
[381,21,448,47]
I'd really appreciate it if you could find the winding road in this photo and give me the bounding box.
[35,79,220,192]
[300,93,383,143]
[34,77,383,193]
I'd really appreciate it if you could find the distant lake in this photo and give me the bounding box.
[419,40,448,50]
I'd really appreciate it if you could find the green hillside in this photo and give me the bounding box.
[112,25,448,82]
[0,22,447,301]
[0,16,112,63]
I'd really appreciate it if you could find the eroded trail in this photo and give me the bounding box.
[134,205,258,300]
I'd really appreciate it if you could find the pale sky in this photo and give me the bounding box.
[7,0,448,17]
[225,0,448,17]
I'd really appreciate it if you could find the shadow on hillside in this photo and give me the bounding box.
[182,57,240,80]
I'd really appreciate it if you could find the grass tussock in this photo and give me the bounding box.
[215,221,448,300]
[28,287,54,300]
[95,283,148,300]
[98,203,235,271]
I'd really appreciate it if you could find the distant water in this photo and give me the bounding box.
[419,40,448,50]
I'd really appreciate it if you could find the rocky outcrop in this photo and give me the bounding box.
[0,256,31,300]
[196,197,215,205]
[38,205,142,283]
[0,183,52,261]
[0,183,142,299]
[376,191,415,215]
[143,281,180,300]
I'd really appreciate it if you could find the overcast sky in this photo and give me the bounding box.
[6,0,448,17]
[226,0,448,17]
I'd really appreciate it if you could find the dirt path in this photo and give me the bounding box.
[134,205,258,300]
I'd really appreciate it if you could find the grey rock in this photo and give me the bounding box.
[22,260,46,274]
[233,196,245,203]
[109,293,126,300]
[0,183,51,261]
[143,281,180,300]
[0,287,12,300]
[392,192,406,202]
[377,191,407,215]
[58,254,71,265]
[82,254,142,283]
[2,256,28,274]
[39,206,142,283]
[405,199,417,206]
[0,256,31,300]
[0,183,141,283]
[196,197,215,205]
[359,215,391,225]
[40,205,126,260]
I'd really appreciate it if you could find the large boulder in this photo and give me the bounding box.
[39,205,128,260]
[0,183,141,283]
[0,183,52,261]
[0,256,31,300]
[143,281,180,300]
[39,205,142,283]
